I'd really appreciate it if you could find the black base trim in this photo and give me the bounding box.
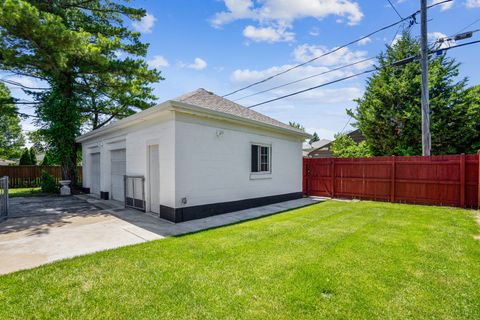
[82,187,90,194]
[100,191,109,200]
[160,192,303,223]
[160,205,176,221]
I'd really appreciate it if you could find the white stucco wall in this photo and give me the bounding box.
[81,111,176,209]
[174,112,304,208]
[80,107,304,213]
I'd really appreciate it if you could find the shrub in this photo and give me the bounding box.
[19,148,32,165]
[40,170,58,193]
[29,148,37,165]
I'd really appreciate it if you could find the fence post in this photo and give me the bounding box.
[478,151,480,209]
[5,177,8,217]
[459,153,465,208]
[390,156,396,203]
[302,158,308,195]
[331,158,336,198]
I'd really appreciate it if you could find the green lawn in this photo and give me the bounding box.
[8,187,42,198]
[0,201,479,319]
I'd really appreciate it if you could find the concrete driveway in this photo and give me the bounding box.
[0,195,321,275]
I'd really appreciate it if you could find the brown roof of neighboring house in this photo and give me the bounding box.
[303,139,332,151]
[306,129,365,158]
[348,129,365,143]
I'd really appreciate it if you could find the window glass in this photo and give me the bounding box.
[251,144,271,173]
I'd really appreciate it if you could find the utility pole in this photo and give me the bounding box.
[420,0,431,156]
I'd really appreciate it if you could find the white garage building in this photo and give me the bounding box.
[76,89,310,222]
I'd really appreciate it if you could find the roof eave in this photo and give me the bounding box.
[75,101,172,143]
[76,98,312,143]
[170,100,312,139]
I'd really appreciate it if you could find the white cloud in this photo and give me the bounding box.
[243,25,294,42]
[184,58,207,70]
[148,55,169,68]
[466,0,480,8]
[431,0,454,10]
[357,37,371,45]
[309,27,320,37]
[211,0,364,42]
[132,13,156,33]
[305,127,337,140]
[292,44,369,67]
[428,31,455,48]
[230,44,370,106]
[390,34,403,46]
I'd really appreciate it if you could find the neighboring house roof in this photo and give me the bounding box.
[321,129,365,150]
[305,129,365,158]
[303,139,331,152]
[0,159,17,166]
[77,88,311,143]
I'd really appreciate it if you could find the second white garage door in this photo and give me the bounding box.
[110,149,126,201]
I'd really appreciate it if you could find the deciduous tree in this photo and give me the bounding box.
[331,134,372,158]
[0,82,24,159]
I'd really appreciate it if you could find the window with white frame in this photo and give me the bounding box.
[251,144,271,173]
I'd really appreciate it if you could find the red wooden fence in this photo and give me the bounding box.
[303,154,479,208]
[0,166,83,188]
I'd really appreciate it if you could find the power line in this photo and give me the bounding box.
[236,22,406,103]
[222,0,452,98]
[247,69,376,109]
[387,0,403,19]
[0,78,48,90]
[234,57,376,102]
[454,16,480,34]
[247,38,480,109]
[339,115,353,135]
[223,16,416,98]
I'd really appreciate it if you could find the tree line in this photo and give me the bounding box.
[327,31,479,157]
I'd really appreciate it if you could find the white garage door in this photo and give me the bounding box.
[90,153,101,196]
[111,149,126,201]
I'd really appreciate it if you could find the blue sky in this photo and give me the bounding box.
[7,0,480,140]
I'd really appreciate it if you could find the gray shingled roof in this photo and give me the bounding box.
[303,139,332,151]
[172,88,303,133]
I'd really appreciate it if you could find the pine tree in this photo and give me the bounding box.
[0,83,24,159]
[349,31,472,155]
[19,148,32,165]
[29,148,37,165]
[289,121,305,131]
[309,132,320,145]
[0,1,162,182]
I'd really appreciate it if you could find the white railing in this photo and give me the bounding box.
[124,175,145,212]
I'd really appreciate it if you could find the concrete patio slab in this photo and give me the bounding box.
[0,195,323,275]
